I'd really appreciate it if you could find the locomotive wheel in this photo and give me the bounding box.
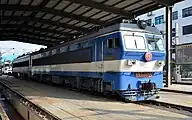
[103,91,113,98]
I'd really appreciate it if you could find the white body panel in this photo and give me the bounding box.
[31,60,164,74]
[13,67,28,73]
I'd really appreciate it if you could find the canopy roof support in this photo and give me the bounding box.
[165,6,173,87]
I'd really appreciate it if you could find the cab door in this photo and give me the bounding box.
[96,38,104,76]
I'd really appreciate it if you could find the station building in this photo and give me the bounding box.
[138,0,192,45]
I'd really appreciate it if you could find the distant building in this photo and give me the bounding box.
[137,0,192,45]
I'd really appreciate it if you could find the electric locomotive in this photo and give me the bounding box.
[12,20,165,101]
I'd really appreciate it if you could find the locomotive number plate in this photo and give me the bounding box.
[136,72,152,78]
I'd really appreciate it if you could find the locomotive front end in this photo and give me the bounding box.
[116,22,166,101]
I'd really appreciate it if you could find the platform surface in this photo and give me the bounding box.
[0,76,191,120]
[157,91,192,107]
[162,84,192,93]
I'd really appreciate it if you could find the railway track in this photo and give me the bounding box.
[136,100,192,117]
[66,85,192,117]
[63,84,192,117]
[161,88,192,95]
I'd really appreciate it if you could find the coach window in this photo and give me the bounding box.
[77,43,81,48]
[46,51,50,56]
[60,47,67,53]
[83,42,89,48]
[42,52,46,57]
[69,44,78,51]
[52,49,56,55]
[56,48,60,53]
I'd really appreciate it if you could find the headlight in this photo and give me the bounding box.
[127,60,136,66]
[156,61,164,67]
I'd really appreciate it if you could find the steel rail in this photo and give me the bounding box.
[160,89,192,95]
[136,100,192,117]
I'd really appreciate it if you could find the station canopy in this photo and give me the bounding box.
[0,0,183,46]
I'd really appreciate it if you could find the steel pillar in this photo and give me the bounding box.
[174,23,181,82]
[165,6,173,87]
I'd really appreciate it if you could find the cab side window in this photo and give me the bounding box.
[107,38,113,48]
[114,38,120,48]
[107,38,120,48]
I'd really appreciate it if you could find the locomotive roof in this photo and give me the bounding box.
[0,0,182,46]
[30,22,161,55]
[75,22,161,43]
[13,54,30,63]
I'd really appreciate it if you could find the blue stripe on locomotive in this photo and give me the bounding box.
[34,70,163,90]
[123,51,165,61]
[104,72,163,90]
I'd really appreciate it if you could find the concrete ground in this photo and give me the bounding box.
[0,76,191,120]
[157,91,192,107]
[162,84,192,93]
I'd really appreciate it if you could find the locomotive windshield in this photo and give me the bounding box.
[124,35,146,50]
[146,34,165,51]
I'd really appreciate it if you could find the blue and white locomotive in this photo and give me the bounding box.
[12,20,165,101]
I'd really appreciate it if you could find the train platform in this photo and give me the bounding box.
[0,76,191,120]
[157,91,192,108]
[0,104,9,120]
[162,84,192,94]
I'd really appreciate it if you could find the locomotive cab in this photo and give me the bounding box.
[109,21,166,101]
